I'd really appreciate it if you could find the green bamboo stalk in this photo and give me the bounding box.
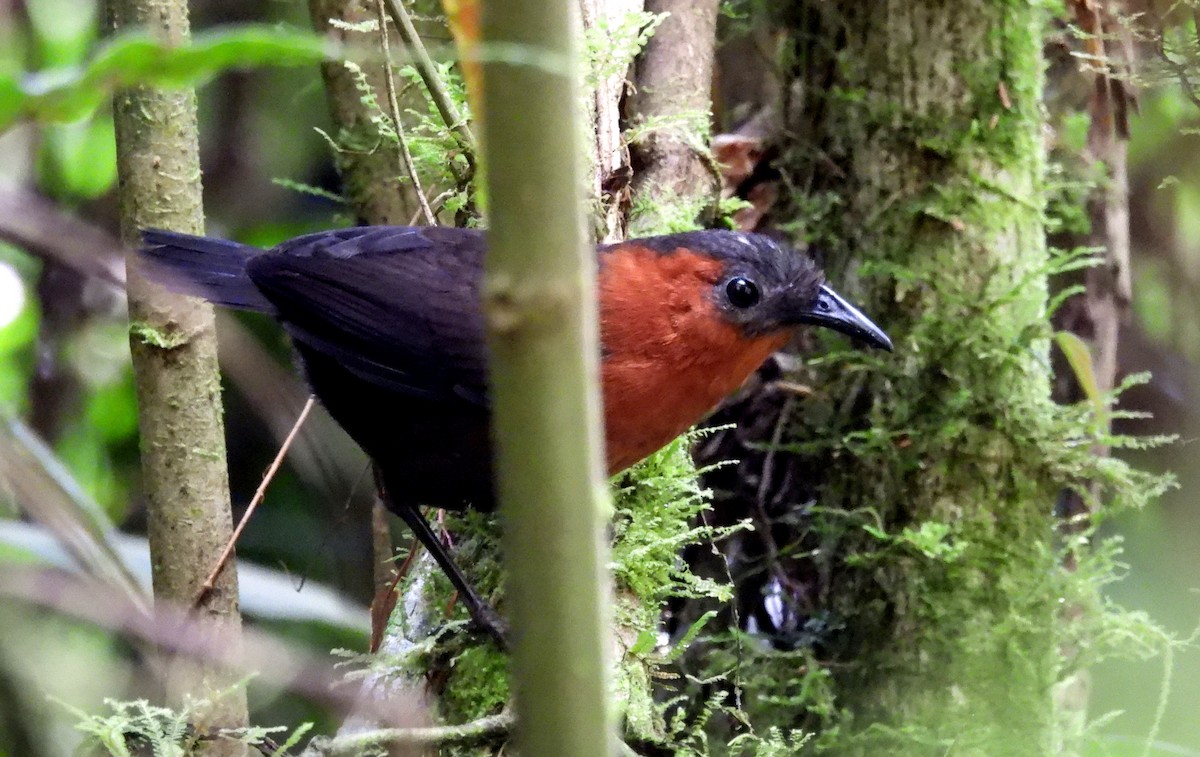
[480,2,615,755]
[109,0,248,743]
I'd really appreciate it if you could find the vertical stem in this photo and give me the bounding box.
[109,0,247,744]
[385,0,477,165]
[481,2,614,755]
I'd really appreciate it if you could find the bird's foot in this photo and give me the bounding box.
[464,597,509,649]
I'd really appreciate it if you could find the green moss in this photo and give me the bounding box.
[372,439,736,751]
[628,184,709,235]
[612,436,740,608]
[441,646,509,724]
[60,681,313,756]
[129,321,187,350]
[583,10,667,88]
[606,435,750,744]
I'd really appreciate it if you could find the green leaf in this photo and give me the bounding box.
[662,610,719,663]
[630,628,658,656]
[26,0,100,68]
[1054,330,1107,425]
[37,114,117,198]
[0,24,333,131]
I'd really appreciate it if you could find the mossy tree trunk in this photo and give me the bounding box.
[627,0,719,235]
[308,0,417,225]
[109,0,248,748]
[761,1,1071,751]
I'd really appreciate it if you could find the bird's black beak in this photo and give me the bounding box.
[797,284,893,351]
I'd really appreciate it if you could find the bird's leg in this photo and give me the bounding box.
[385,496,509,647]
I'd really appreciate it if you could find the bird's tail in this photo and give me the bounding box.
[138,229,275,313]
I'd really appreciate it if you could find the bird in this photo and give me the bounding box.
[138,226,892,642]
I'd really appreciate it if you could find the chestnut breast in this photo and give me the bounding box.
[597,245,788,473]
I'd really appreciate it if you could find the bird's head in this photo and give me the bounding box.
[631,230,893,351]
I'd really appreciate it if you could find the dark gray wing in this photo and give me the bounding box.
[245,226,489,405]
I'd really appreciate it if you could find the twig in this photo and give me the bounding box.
[307,712,512,755]
[408,189,456,225]
[193,396,316,607]
[755,393,804,596]
[370,499,397,593]
[368,526,417,653]
[0,566,423,726]
[375,0,436,225]
[383,0,476,171]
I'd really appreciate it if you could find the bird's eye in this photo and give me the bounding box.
[725,277,760,308]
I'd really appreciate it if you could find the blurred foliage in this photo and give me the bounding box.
[0,24,330,132]
[0,244,39,414]
[1086,77,1200,757]
[59,684,314,756]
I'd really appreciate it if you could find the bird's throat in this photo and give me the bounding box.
[597,244,789,473]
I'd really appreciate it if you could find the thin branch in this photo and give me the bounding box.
[408,188,457,224]
[306,712,512,755]
[754,393,805,596]
[375,0,436,225]
[194,397,316,607]
[112,0,246,723]
[383,0,476,172]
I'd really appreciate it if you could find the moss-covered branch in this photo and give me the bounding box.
[306,711,512,755]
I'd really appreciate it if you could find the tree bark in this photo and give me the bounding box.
[481,1,615,755]
[627,0,720,235]
[109,0,248,747]
[580,0,644,242]
[757,1,1064,750]
[308,0,417,225]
